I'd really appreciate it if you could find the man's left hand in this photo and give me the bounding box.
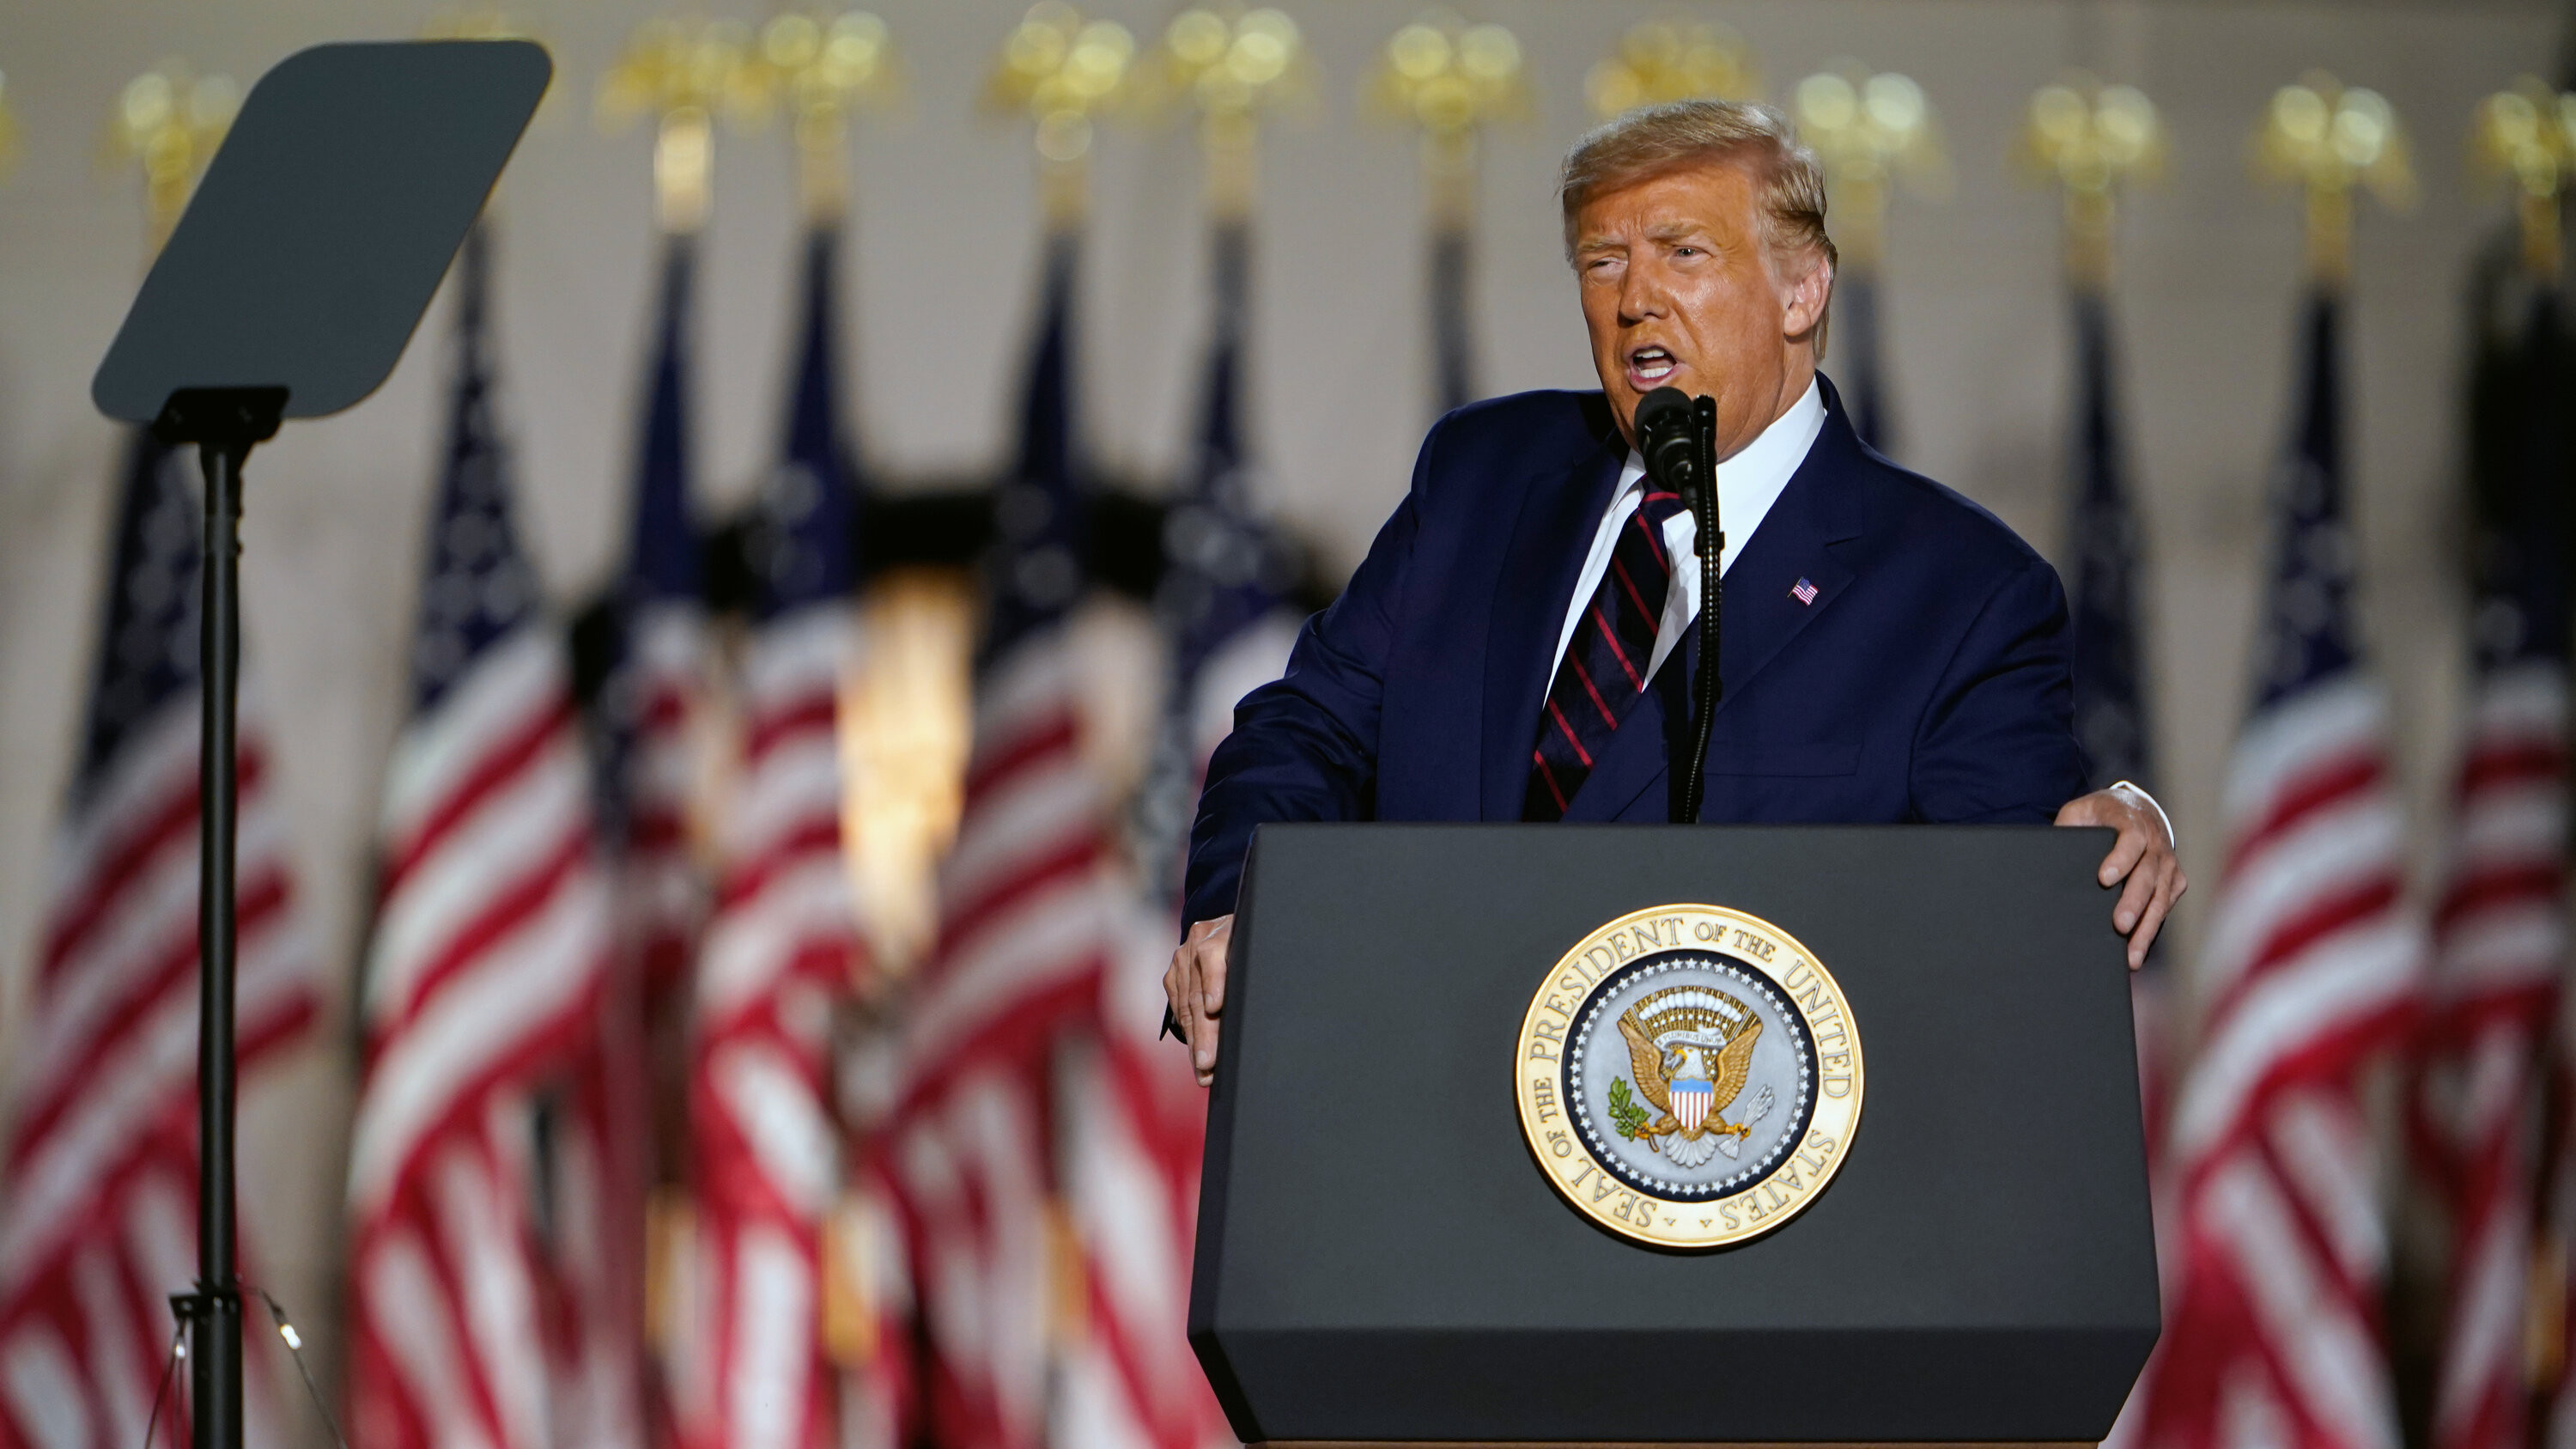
[2056,782,2186,971]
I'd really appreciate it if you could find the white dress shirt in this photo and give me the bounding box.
[1550,377,1827,682]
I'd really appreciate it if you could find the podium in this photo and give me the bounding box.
[1188,824,2158,1447]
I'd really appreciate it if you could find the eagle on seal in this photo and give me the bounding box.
[1615,988,1769,1167]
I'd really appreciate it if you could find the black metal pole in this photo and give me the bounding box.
[190,436,245,1449]
[1680,394,1723,824]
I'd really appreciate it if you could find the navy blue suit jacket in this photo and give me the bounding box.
[1182,377,2086,927]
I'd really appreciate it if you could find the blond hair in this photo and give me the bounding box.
[1558,99,1837,353]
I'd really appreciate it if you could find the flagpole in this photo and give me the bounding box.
[1789,63,1944,455]
[2471,76,2574,287]
[2254,72,2415,297]
[1370,13,1526,417]
[2462,72,2575,1432]
[2020,77,2163,802]
[2020,76,2163,298]
[1583,17,1758,118]
[986,3,1134,240]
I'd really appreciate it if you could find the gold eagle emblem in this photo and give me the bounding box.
[1612,984,1773,1167]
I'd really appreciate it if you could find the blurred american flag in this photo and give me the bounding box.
[2129,293,2421,1449]
[891,232,1118,1449]
[678,222,867,1449]
[0,430,318,1449]
[345,224,614,1449]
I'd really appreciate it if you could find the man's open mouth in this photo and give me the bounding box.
[1627,347,1678,385]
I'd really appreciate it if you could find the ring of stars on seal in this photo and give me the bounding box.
[1513,904,1865,1251]
[1567,955,1815,1202]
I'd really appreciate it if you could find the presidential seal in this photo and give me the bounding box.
[1513,904,1862,1249]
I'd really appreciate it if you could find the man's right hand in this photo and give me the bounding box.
[1164,914,1233,1087]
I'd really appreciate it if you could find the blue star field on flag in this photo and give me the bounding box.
[628,237,702,613]
[595,233,704,843]
[2068,290,2154,792]
[2466,291,2570,674]
[1136,222,1294,898]
[2251,294,2365,712]
[410,222,543,716]
[72,433,199,800]
[1836,270,1897,458]
[1159,223,1289,697]
[980,233,1087,671]
[1429,225,1475,417]
[753,226,860,619]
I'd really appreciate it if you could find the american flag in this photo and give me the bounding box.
[608,234,713,995]
[2061,289,2169,1159]
[890,232,1116,1449]
[1427,222,1475,417]
[1133,221,1297,904]
[0,430,319,1449]
[2127,293,2421,1449]
[562,233,716,1449]
[345,222,615,1449]
[2068,289,2155,798]
[1072,218,1283,1449]
[2417,289,2570,1449]
[1834,266,1897,457]
[678,222,866,1449]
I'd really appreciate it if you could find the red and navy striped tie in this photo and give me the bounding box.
[1525,486,1688,820]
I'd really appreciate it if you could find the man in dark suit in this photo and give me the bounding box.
[1166,99,2184,1083]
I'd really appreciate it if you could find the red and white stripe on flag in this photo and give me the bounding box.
[622,600,711,989]
[676,604,864,1449]
[0,707,319,1449]
[2129,677,2422,1449]
[346,626,613,1449]
[890,631,1118,1449]
[559,604,705,1449]
[2416,663,2565,1449]
[1054,904,1235,1449]
[888,1062,1056,1449]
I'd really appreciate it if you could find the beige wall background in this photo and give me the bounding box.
[0,0,2562,1428]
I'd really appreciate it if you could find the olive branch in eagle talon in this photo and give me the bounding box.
[1607,1077,1651,1139]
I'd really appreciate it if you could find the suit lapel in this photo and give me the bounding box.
[1565,387,1871,823]
[1478,421,1627,820]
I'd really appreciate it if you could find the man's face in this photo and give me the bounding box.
[1573,160,1829,456]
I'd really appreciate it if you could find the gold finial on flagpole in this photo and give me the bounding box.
[599,17,767,234]
[2020,76,2164,290]
[1791,64,1947,270]
[105,62,239,257]
[1368,11,1528,229]
[2253,73,2413,289]
[1143,6,1312,222]
[986,2,1135,229]
[1585,16,1758,119]
[423,6,546,52]
[2470,76,2576,283]
[744,9,900,223]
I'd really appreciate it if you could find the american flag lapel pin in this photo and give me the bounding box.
[1791,577,1819,605]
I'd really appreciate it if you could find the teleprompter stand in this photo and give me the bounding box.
[90,40,548,1449]
[1189,824,2160,1447]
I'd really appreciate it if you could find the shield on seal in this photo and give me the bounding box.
[1670,1078,1714,1133]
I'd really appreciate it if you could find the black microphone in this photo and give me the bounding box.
[1631,387,1722,824]
[1633,387,1699,503]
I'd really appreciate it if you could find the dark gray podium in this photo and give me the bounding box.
[1188,824,2158,1447]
